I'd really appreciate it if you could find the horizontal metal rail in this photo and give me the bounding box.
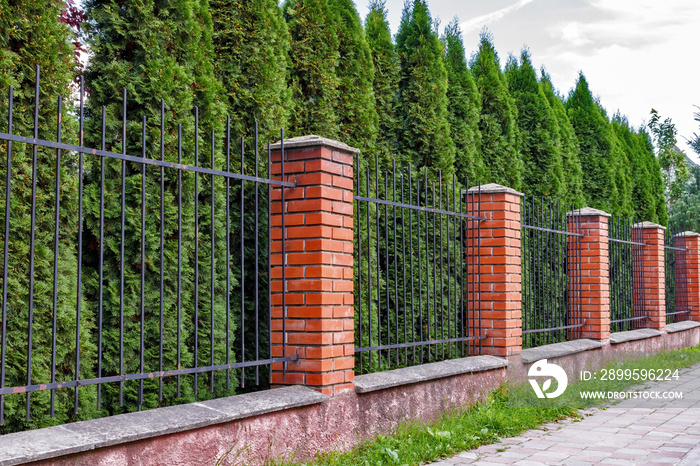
[610,314,648,324]
[0,132,296,188]
[666,310,690,316]
[664,245,687,252]
[354,194,486,221]
[608,237,645,246]
[521,223,584,237]
[521,321,586,334]
[0,356,299,396]
[355,335,486,353]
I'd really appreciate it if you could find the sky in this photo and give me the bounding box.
[354,0,700,163]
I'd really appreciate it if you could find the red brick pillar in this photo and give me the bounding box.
[567,208,610,341]
[676,232,700,322]
[633,222,665,331]
[466,184,522,358]
[269,135,356,396]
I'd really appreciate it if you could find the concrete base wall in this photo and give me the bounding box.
[7,324,699,466]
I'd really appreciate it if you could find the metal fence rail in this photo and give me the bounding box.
[353,158,484,374]
[0,67,296,427]
[521,198,583,348]
[665,229,690,324]
[608,216,646,332]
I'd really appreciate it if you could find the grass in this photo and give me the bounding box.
[264,345,700,466]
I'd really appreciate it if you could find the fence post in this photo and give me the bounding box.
[466,184,523,358]
[676,232,700,322]
[567,208,610,341]
[633,222,666,331]
[269,135,356,396]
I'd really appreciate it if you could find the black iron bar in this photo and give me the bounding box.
[392,161,398,366]
[159,100,165,401]
[225,117,231,389]
[194,108,200,396]
[50,95,62,417]
[139,116,146,411]
[240,136,245,386]
[210,130,216,393]
[400,173,407,365]
[0,85,12,425]
[355,335,486,353]
[408,167,415,364]
[26,65,40,420]
[75,77,85,414]
[176,124,183,398]
[119,88,126,407]
[97,106,106,409]
[254,122,260,385]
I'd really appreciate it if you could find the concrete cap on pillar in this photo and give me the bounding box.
[632,221,666,230]
[566,207,611,218]
[267,135,360,154]
[465,183,524,197]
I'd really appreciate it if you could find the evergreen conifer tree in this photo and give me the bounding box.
[470,31,522,189]
[331,0,378,152]
[505,51,563,198]
[365,0,399,169]
[0,0,97,432]
[565,73,619,212]
[210,0,291,141]
[284,0,340,138]
[540,71,584,205]
[84,0,232,414]
[395,0,454,173]
[442,18,485,183]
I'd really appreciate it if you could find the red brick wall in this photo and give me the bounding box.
[269,137,357,396]
[466,185,523,357]
[568,210,610,341]
[634,223,665,331]
[676,233,700,322]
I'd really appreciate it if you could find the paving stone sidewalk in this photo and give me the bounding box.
[430,362,700,465]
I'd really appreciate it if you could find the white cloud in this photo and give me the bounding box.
[460,0,535,32]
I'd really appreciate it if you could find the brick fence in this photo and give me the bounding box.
[268,135,700,395]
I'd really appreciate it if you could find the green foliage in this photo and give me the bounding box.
[0,0,99,432]
[648,108,690,204]
[539,70,584,205]
[470,31,522,189]
[396,0,454,173]
[365,0,400,170]
[565,73,619,213]
[442,18,485,183]
[284,0,340,138]
[505,51,563,199]
[210,0,291,141]
[331,0,378,153]
[669,160,700,232]
[84,0,234,414]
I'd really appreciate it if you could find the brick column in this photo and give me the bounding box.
[567,208,610,341]
[676,232,700,322]
[466,184,523,358]
[633,222,665,331]
[269,135,356,396]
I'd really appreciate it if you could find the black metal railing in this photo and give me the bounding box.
[608,216,646,333]
[353,158,484,374]
[0,67,296,430]
[665,228,690,324]
[521,198,583,348]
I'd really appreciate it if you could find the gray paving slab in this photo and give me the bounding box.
[430,362,700,465]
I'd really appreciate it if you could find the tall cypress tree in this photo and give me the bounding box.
[0,0,97,432]
[470,31,522,189]
[540,70,584,205]
[442,18,485,183]
[396,0,454,173]
[210,0,290,141]
[284,0,340,139]
[84,0,232,414]
[365,0,400,170]
[638,127,668,224]
[331,0,378,152]
[565,73,618,213]
[505,50,563,199]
